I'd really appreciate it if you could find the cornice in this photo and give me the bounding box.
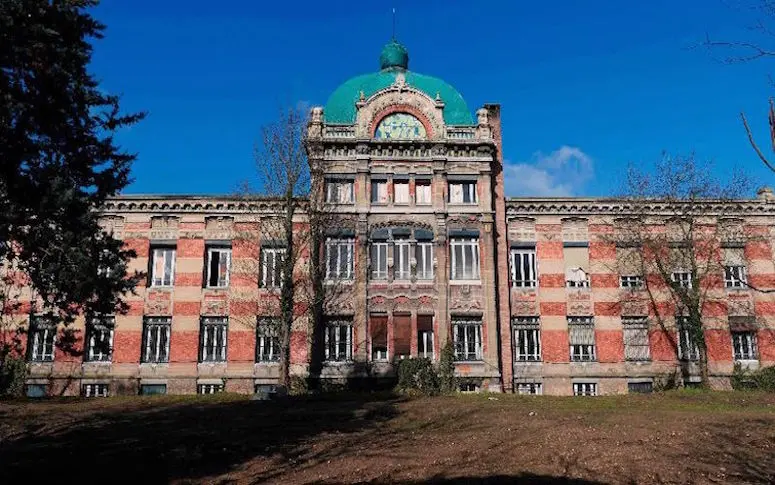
[102,195,304,215]
[505,197,775,217]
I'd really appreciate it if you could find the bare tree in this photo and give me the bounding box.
[609,154,753,386]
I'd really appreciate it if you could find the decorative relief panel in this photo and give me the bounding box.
[150,216,179,240]
[145,290,172,316]
[511,300,539,316]
[205,216,234,240]
[561,218,588,242]
[567,301,592,317]
[202,292,229,316]
[449,284,483,314]
[509,217,536,242]
[620,297,648,317]
[98,216,125,239]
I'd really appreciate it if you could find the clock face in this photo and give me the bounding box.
[374,113,427,140]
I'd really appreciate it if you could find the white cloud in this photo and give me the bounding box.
[503,146,594,197]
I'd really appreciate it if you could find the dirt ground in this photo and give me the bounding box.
[0,391,773,484]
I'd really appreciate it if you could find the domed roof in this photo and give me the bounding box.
[324,41,474,126]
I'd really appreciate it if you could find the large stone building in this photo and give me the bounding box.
[18,41,775,397]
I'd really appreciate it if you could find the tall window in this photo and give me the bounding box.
[511,248,537,288]
[142,316,171,363]
[325,238,354,280]
[416,180,432,205]
[724,265,748,289]
[325,179,354,203]
[370,242,388,280]
[371,315,388,361]
[325,319,353,361]
[449,181,477,204]
[417,315,434,359]
[450,237,480,280]
[568,316,596,362]
[27,316,55,362]
[394,180,410,204]
[394,239,411,280]
[622,317,650,361]
[371,179,388,204]
[416,242,434,280]
[150,247,176,287]
[452,318,482,361]
[256,317,279,363]
[732,331,758,361]
[85,316,114,362]
[206,246,231,288]
[671,271,693,289]
[200,317,228,363]
[513,317,541,361]
[573,382,597,396]
[261,247,285,288]
[676,317,700,361]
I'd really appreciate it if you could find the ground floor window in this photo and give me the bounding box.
[418,315,434,360]
[515,382,542,395]
[25,384,47,398]
[198,384,224,394]
[513,317,541,361]
[256,317,280,363]
[732,331,758,361]
[677,317,700,361]
[452,317,482,361]
[573,382,597,396]
[140,384,167,396]
[325,318,353,362]
[82,383,109,397]
[628,381,653,394]
[370,314,388,361]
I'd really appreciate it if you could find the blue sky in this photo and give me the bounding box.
[91,0,775,197]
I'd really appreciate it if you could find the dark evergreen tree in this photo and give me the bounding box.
[0,0,144,336]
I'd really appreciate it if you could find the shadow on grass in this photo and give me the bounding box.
[334,475,607,484]
[0,392,404,482]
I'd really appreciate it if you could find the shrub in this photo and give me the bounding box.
[731,363,775,391]
[437,342,456,394]
[0,355,27,398]
[396,357,439,395]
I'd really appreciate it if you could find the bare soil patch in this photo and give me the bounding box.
[0,391,773,484]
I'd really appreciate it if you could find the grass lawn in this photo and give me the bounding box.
[1,391,774,484]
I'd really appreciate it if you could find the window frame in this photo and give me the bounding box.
[513,317,541,362]
[197,383,224,394]
[370,179,388,204]
[450,237,480,281]
[622,317,650,361]
[27,316,56,363]
[671,271,693,289]
[568,316,596,362]
[141,316,171,364]
[393,180,410,205]
[448,181,477,204]
[325,179,354,204]
[256,317,280,363]
[324,319,353,362]
[724,265,748,289]
[515,382,543,395]
[620,275,643,289]
[510,247,538,288]
[452,318,483,361]
[415,179,432,205]
[416,241,434,280]
[731,331,758,361]
[394,239,412,280]
[206,246,231,289]
[150,246,176,287]
[82,383,110,397]
[325,238,355,281]
[676,317,700,361]
[261,246,286,289]
[573,382,598,396]
[85,316,115,363]
[199,316,228,363]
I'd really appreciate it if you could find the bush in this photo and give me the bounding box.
[731,363,775,391]
[437,342,456,394]
[396,358,439,395]
[0,355,27,398]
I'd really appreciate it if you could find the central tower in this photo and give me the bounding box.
[306,41,508,391]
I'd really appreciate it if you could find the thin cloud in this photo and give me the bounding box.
[503,146,594,197]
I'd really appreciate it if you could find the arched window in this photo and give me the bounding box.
[374,113,427,140]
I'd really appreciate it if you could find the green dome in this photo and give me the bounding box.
[324,41,474,126]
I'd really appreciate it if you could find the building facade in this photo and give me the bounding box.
[16,41,775,397]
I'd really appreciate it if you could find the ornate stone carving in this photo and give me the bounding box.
[205,216,234,240]
[98,215,125,239]
[355,88,443,140]
[145,290,172,316]
[150,216,179,240]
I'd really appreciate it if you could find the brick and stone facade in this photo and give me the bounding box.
[11,41,775,396]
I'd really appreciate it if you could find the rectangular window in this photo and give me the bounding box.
[206,246,231,288]
[325,238,355,280]
[516,383,542,395]
[200,317,228,363]
[142,317,171,363]
[393,314,411,360]
[256,317,280,363]
[150,247,176,287]
[568,316,596,362]
[450,238,480,280]
[261,247,285,288]
[513,317,541,361]
[628,381,653,394]
[25,384,48,398]
[394,180,410,204]
[198,384,224,394]
[671,271,692,289]
[620,275,643,288]
[82,383,109,397]
[732,331,758,361]
[370,242,388,280]
[85,316,115,363]
[676,317,700,361]
[564,245,590,288]
[449,181,477,204]
[417,315,434,359]
[371,179,388,203]
[511,248,537,288]
[394,239,411,280]
[622,317,650,361]
[416,180,432,205]
[325,179,354,203]
[724,265,748,289]
[139,384,167,395]
[371,315,388,361]
[27,316,55,362]
[416,242,434,280]
[325,318,353,361]
[452,318,483,361]
[573,382,597,396]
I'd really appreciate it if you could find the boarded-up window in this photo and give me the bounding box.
[394,314,411,359]
[371,315,388,361]
[564,245,589,287]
